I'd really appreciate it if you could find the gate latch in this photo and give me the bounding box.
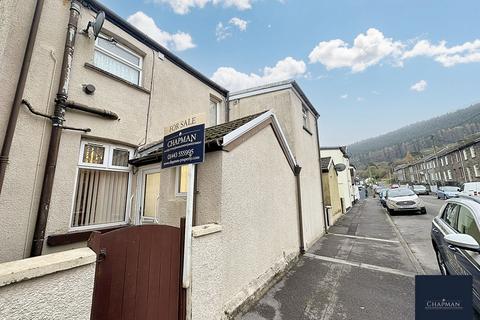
[96,248,107,262]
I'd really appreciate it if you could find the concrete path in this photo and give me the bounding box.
[239,198,419,320]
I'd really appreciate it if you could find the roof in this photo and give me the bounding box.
[228,80,319,117]
[80,0,228,96]
[320,146,349,158]
[403,133,480,168]
[130,111,298,171]
[320,157,332,170]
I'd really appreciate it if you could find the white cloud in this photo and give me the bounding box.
[340,94,348,99]
[229,17,248,31]
[308,28,480,72]
[215,17,248,41]
[402,39,480,67]
[127,11,195,51]
[308,28,403,72]
[410,80,427,92]
[211,57,307,91]
[151,0,251,14]
[215,22,231,41]
[356,97,365,102]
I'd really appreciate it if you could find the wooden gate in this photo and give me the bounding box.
[88,222,186,320]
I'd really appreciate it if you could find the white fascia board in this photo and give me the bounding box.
[229,83,292,100]
[223,111,298,168]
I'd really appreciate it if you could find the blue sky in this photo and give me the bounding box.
[100,0,480,146]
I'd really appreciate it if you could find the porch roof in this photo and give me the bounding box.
[129,112,267,167]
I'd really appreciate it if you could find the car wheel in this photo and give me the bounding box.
[443,195,447,200]
[420,208,427,214]
[435,248,448,275]
[388,209,395,215]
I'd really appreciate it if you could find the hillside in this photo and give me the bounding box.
[348,103,480,167]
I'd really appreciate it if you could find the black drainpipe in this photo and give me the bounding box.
[294,165,305,254]
[0,0,45,195]
[30,1,81,257]
[315,119,328,234]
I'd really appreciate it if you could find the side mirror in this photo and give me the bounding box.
[444,234,480,252]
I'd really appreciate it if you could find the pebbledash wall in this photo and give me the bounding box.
[229,81,325,248]
[191,125,300,319]
[0,0,227,262]
[0,248,96,320]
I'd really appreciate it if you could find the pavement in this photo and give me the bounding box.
[239,198,420,320]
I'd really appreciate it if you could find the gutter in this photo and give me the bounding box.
[0,0,45,194]
[78,0,228,97]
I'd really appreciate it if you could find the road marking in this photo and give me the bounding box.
[304,253,416,278]
[328,233,400,244]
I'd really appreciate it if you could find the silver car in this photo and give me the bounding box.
[431,196,480,312]
[385,188,427,214]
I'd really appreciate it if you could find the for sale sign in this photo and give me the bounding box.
[162,114,205,169]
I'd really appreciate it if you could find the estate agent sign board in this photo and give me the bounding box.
[162,114,206,169]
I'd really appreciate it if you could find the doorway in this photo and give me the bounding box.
[138,166,162,224]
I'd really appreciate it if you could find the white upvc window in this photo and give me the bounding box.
[463,149,468,160]
[94,36,143,85]
[443,171,447,181]
[447,170,452,180]
[71,141,133,230]
[471,146,476,158]
[175,165,190,197]
[445,156,449,165]
[467,167,472,181]
[455,152,459,162]
[474,164,480,177]
[209,97,222,127]
[440,158,444,166]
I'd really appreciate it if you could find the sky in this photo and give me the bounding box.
[99,0,480,146]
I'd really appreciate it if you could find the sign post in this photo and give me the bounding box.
[162,114,205,289]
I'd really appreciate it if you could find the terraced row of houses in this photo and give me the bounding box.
[394,135,480,186]
[0,1,356,319]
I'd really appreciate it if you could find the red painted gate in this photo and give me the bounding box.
[88,222,186,320]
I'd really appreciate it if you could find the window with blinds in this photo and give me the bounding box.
[93,36,143,85]
[72,141,133,229]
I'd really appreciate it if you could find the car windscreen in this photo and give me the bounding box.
[413,185,425,189]
[442,186,459,192]
[388,188,415,198]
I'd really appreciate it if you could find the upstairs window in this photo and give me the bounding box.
[471,147,476,158]
[440,158,444,166]
[94,36,143,85]
[445,156,449,165]
[72,141,133,229]
[302,106,311,131]
[209,97,221,127]
[463,149,468,160]
[474,164,480,177]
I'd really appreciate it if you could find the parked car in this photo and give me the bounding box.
[379,189,388,207]
[437,186,460,199]
[431,196,480,312]
[412,184,429,195]
[385,188,426,214]
[460,182,480,197]
[391,184,400,189]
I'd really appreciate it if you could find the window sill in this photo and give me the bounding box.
[84,63,150,94]
[47,224,129,247]
[303,126,313,135]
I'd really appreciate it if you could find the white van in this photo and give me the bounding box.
[459,182,480,197]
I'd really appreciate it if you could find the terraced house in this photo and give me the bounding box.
[0,0,326,318]
[393,135,480,186]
